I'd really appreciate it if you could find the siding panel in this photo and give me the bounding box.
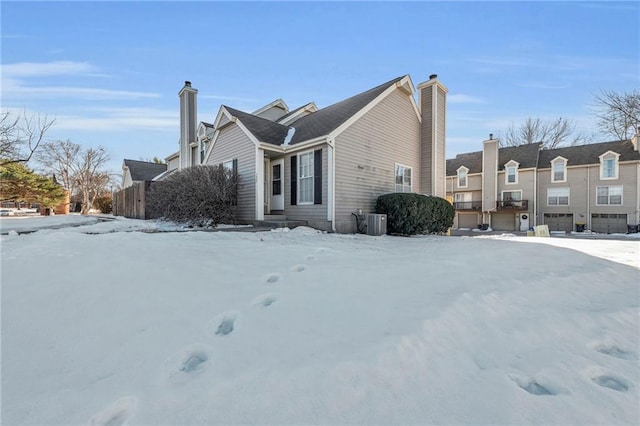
[334,88,421,233]
[208,125,256,221]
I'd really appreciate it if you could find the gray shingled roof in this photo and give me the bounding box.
[223,106,291,145]
[288,76,405,144]
[276,102,314,124]
[498,142,543,169]
[446,139,640,176]
[538,139,639,167]
[223,76,405,146]
[123,159,167,181]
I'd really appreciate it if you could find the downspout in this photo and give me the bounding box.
[586,166,590,230]
[636,162,640,226]
[327,137,336,232]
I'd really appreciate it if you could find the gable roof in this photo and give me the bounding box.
[538,139,640,167]
[498,142,542,170]
[123,159,167,181]
[446,151,483,175]
[288,76,405,145]
[223,106,291,146]
[218,76,406,147]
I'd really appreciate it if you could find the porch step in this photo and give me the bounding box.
[264,214,286,221]
[252,219,308,229]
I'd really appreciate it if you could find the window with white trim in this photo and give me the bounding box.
[505,160,519,185]
[551,157,567,182]
[599,151,619,180]
[547,187,569,206]
[457,167,468,188]
[596,186,622,205]
[297,151,314,204]
[395,163,412,193]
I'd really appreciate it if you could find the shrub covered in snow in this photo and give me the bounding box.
[146,165,237,227]
[376,193,454,235]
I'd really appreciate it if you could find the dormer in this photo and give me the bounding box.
[599,150,619,180]
[252,99,289,121]
[504,160,519,185]
[278,102,319,125]
[550,156,568,183]
[456,166,468,188]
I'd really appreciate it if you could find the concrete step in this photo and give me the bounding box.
[253,219,308,229]
[264,214,286,220]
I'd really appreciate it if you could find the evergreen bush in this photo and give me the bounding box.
[375,193,454,236]
[146,165,237,227]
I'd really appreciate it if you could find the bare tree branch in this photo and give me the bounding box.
[500,117,583,148]
[0,110,55,165]
[593,89,640,140]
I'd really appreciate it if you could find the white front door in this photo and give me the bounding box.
[270,159,284,211]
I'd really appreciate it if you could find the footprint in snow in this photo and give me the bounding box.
[305,255,315,261]
[593,343,635,360]
[88,396,137,426]
[264,273,282,284]
[592,374,629,392]
[208,311,241,336]
[164,344,212,385]
[289,264,306,272]
[510,375,560,396]
[251,293,278,308]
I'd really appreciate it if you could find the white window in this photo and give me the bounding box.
[505,160,519,185]
[395,163,413,193]
[298,151,314,204]
[551,157,567,182]
[457,167,468,188]
[596,186,622,205]
[599,151,619,180]
[223,159,235,172]
[200,141,208,164]
[547,187,569,206]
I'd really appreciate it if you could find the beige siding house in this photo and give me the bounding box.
[446,134,640,233]
[166,74,448,233]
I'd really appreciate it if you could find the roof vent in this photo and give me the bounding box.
[429,74,438,80]
[489,133,494,140]
[184,81,191,87]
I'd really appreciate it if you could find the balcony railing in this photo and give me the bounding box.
[496,200,529,210]
[453,201,482,210]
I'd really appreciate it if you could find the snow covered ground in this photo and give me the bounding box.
[1,216,639,425]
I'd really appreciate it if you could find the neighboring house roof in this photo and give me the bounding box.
[446,151,483,175]
[221,76,406,147]
[498,142,543,170]
[446,139,640,176]
[538,139,639,167]
[123,159,167,181]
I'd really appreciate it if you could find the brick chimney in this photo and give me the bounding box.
[178,81,198,169]
[417,74,447,197]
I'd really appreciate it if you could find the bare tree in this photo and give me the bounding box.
[593,89,640,140]
[75,147,110,214]
[36,140,111,214]
[501,117,588,149]
[0,110,55,165]
[36,139,81,196]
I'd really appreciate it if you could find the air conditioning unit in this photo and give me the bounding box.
[366,214,387,236]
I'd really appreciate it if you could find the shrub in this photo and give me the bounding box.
[146,165,237,227]
[93,195,113,214]
[375,193,454,236]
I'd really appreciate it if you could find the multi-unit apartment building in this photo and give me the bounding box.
[446,133,640,233]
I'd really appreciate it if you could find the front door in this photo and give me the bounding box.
[270,159,284,211]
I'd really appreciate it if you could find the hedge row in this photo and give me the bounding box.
[375,193,454,236]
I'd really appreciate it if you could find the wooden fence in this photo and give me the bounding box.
[113,180,157,220]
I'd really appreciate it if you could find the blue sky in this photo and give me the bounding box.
[2,1,638,176]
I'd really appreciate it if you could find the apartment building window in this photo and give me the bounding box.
[596,186,622,205]
[547,187,569,206]
[599,151,619,180]
[551,157,567,182]
[505,160,519,185]
[395,163,413,193]
[457,167,468,188]
[200,141,208,164]
[298,151,314,204]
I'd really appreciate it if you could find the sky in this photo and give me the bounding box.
[1,215,638,424]
[1,1,639,178]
